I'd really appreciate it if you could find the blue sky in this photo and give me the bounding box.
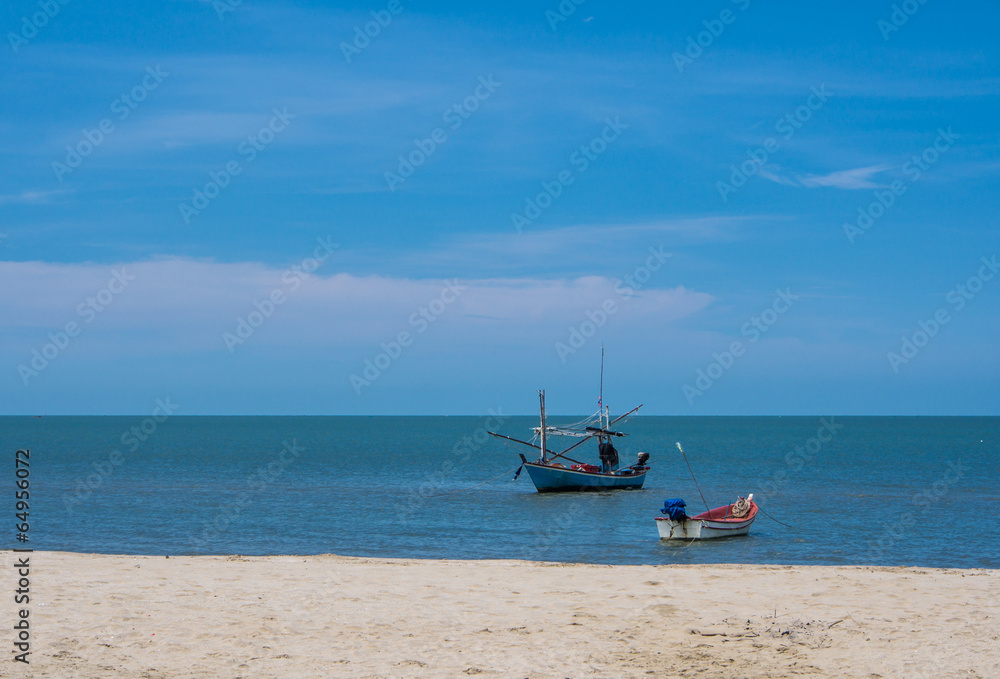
[1,0,998,415]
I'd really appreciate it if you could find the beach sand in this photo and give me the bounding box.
[6,551,998,678]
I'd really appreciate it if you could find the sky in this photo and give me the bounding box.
[1,0,998,415]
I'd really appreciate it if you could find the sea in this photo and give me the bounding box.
[2,416,997,569]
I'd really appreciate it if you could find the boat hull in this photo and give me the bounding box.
[655,501,757,540]
[655,516,754,539]
[524,462,647,492]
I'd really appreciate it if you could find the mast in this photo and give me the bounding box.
[599,345,605,428]
[597,346,607,457]
[539,390,547,464]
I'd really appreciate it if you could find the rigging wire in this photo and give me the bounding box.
[534,409,603,435]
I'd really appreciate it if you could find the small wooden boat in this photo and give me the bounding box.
[655,495,757,540]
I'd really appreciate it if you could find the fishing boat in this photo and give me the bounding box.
[488,353,650,492]
[489,391,649,492]
[655,494,757,540]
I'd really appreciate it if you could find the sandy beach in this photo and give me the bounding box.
[5,551,997,678]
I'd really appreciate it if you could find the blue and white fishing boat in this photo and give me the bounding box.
[489,353,650,492]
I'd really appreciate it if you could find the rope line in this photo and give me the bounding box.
[758,504,793,528]
[423,465,521,498]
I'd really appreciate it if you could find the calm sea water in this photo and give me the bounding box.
[2,416,996,568]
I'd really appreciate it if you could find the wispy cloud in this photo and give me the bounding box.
[756,166,799,187]
[342,217,760,278]
[0,190,73,205]
[759,164,893,190]
[797,164,893,189]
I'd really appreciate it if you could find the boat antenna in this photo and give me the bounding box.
[676,442,710,513]
[599,345,605,428]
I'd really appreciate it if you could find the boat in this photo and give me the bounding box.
[488,353,650,492]
[655,495,757,540]
[489,390,650,492]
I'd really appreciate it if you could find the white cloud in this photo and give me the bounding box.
[0,258,714,357]
[759,164,892,190]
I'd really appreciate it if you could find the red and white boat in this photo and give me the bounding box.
[655,494,757,540]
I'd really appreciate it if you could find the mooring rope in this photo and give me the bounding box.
[423,465,522,498]
[758,504,793,528]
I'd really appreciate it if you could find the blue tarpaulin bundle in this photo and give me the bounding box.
[660,498,688,521]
